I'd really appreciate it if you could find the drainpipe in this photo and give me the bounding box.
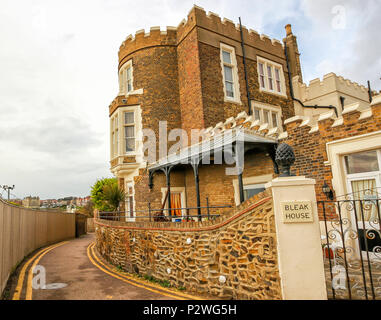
[367,80,373,103]
[339,96,345,111]
[284,42,338,117]
[239,17,252,116]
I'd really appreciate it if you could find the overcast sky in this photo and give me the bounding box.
[0,0,380,200]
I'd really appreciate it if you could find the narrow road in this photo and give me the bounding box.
[6,234,200,300]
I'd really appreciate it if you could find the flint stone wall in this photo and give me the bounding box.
[95,190,282,300]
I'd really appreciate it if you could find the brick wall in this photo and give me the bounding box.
[198,42,295,129]
[95,190,282,299]
[281,101,381,218]
[177,27,205,139]
[111,5,297,151]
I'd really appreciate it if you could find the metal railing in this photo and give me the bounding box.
[319,198,381,300]
[98,200,232,222]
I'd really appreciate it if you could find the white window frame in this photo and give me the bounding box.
[124,110,136,154]
[251,101,283,130]
[232,174,273,206]
[343,150,381,260]
[161,187,187,221]
[125,181,135,222]
[220,43,241,104]
[257,56,287,97]
[243,183,266,201]
[344,149,381,195]
[119,59,133,96]
[110,105,141,161]
[110,113,119,159]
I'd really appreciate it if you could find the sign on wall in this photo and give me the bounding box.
[281,201,314,223]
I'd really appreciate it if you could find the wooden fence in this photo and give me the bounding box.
[0,199,75,294]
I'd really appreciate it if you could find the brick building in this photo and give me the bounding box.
[22,196,40,209]
[108,5,381,222]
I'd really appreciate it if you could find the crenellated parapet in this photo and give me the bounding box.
[280,95,381,141]
[118,26,178,67]
[186,6,284,55]
[293,72,376,105]
[192,93,381,145]
[118,5,286,68]
[196,110,280,143]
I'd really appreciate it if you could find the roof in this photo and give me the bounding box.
[148,128,277,171]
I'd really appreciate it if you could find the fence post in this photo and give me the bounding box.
[265,176,327,300]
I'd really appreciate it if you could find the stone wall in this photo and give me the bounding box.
[95,190,282,300]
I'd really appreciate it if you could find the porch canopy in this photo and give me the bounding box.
[147,128,278,218]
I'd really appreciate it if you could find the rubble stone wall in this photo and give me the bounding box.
[95,190,282,300]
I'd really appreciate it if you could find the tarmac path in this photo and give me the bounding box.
[6,233,201,300]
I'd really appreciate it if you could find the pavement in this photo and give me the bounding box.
[5,233,201,300]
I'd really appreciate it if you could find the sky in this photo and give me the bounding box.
[0,0,380,200]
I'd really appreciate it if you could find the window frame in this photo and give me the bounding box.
[161,187,187,221]
[344,150,381,177]
[110,113,119,158]
[243,183,266,201]
[125,182,135,222]
[124,111,136,154]
[220,43,241,104]
[257,56,287,97]
[119,59,134,96]
[251,101,283,130]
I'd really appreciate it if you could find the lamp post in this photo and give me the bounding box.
[2,185,15,201]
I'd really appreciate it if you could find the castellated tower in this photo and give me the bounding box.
[109,5,297,218]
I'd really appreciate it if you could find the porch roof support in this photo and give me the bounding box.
[191,157,201,220]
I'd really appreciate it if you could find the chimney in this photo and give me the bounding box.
[283,24,303,83]
[285,24,292,36]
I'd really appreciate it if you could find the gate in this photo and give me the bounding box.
[318,196,381,300]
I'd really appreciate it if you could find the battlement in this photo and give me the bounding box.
[293,72,376,103]
[193,93,381,144]
[280,94,381,139]
[188,5,284,54]
[118,5,285,66]
[118,26,178,66]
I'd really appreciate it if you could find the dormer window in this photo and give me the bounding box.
[119,60,133,95]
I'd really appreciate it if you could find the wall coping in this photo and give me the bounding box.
[265,176,316,188]
[0,198,75,216]
[95,196,272,232]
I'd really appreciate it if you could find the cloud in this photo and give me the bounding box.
[299,0,381,89]
[0,0,379,199]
